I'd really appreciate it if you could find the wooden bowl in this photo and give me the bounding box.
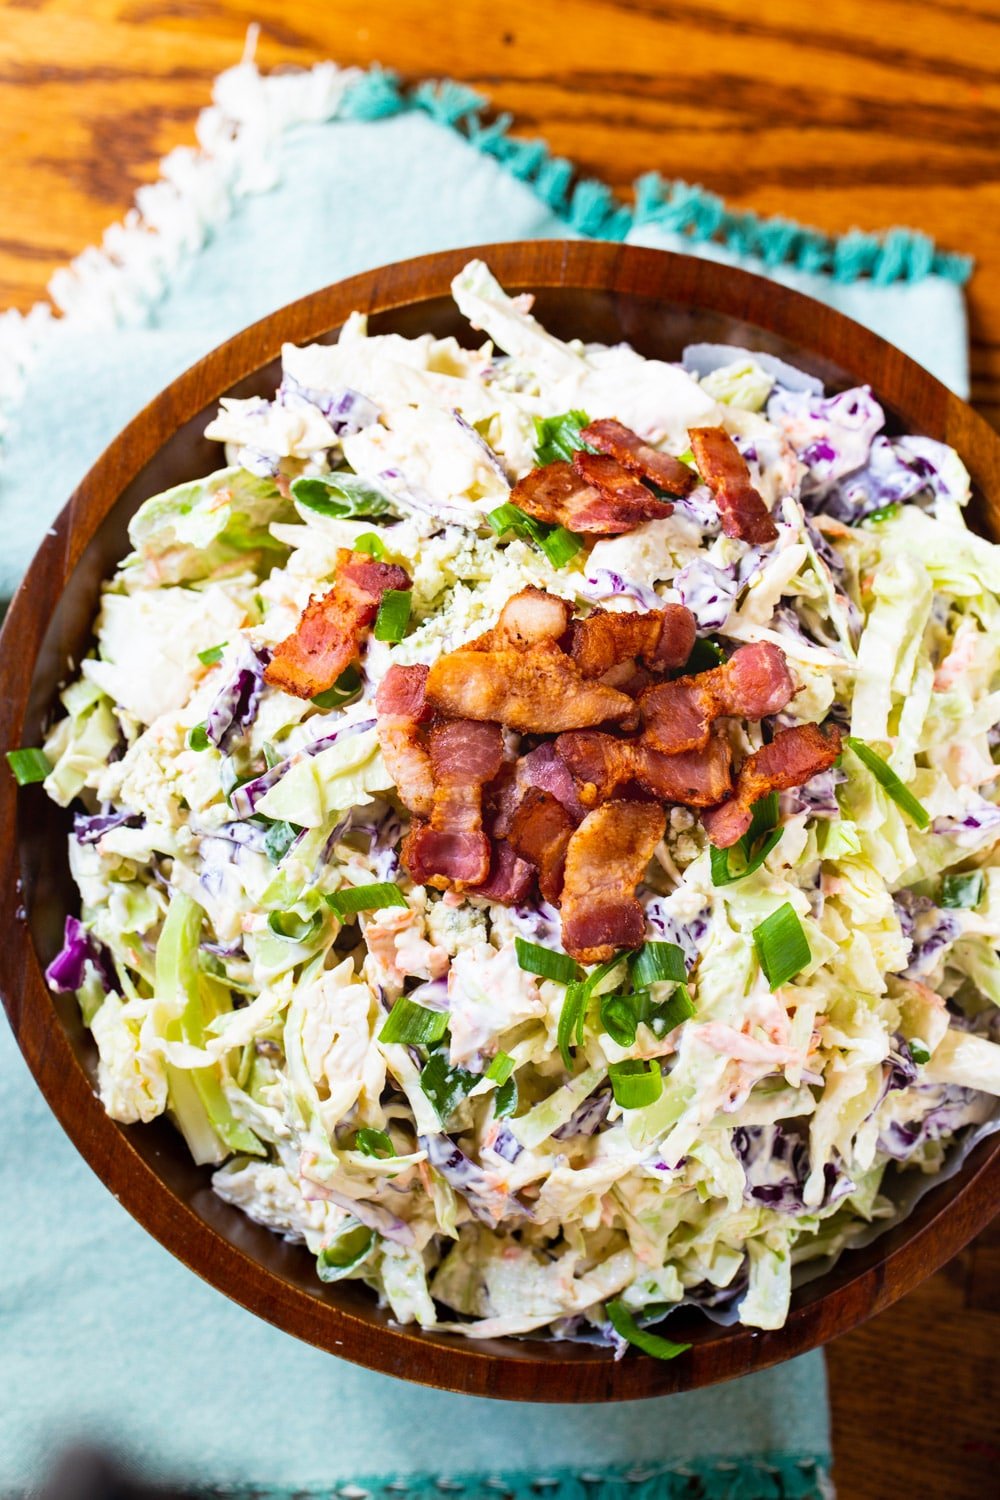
[1,241,998,1401]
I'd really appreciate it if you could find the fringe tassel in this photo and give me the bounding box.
[0,50,973,474]
[187,1453,832,1500]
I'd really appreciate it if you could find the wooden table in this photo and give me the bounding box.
[0,1,997,1494]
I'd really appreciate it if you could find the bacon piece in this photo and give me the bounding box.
[402,720,504,890]
[468,587,572,652]
[569,605,696,678]
[511,461,669,536]
[701,723,842,847]
[560,801,666,964]
[492,743,587,835]
[687,427,778,544]
[265,549,411,698]
[556,731,732,808]
[468,839,534,905]
[425,644,635,734]
[572,451,673,523]
[580,418,696,497]
[375,664,433,818]
[508,787,577,903]
[641,643,794,755]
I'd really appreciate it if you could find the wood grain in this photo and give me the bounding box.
[0,0,998,1484]
[0,0,998,425]
[0,242,998,1493]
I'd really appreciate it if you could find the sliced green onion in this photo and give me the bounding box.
[378,997,448,1046]
[557,982,587,1071]
[865,502,901,525]
[354,1127,394,1158]
[373,589,412,643]
[515,937,579,986]
[311,664,362,710]
[326,882,408,916]
[846,737,929,829]
[316,1224,374,1282]
[267,909,323,943]
[533,409,592,466]
[710,828,784,886]
[606,1299,690,1361]
[654,985,696,1036]
[262,740,283,769]
[940,871,984,909]
[487,502,582,570]
[5,747,52,785]
[601,986,695,1047]
[684,637,726,674]
[197,642,227,666]
[187,724,210,752]
[486,1051,515,1086]
[353,531,386,559]
[538,526,583,567]
[494,1076,518,1118]
[909,1040,931,1065]
[753,902,811,990]
[630,941,686,988]
[600,991,646,1048]
[744,791,779,847]
[263,820,299,863]
[608,1059,663,1109]
[419,1052,477,1123]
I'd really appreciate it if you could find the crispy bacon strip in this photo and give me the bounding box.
[702,723,843,847]
[402,720,504,890]
[468,839,534,905]
[687,426,778,544]
[375,664,433,818]
[580,418,697,497]
[508,787,577,903]
[425,644,635,734]
[641,643,794,755]
[468,587,572,652]
[556,730,732,808]
[560,800,666,964]
[265,550,411,698]
[492,742,587,835]
[572,451,673,522]
[511,460,670,536]
[569,605,696,678]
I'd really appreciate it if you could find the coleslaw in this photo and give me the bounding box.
[17,259,1000,1355]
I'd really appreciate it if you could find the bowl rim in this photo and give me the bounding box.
[1,239,998,1402]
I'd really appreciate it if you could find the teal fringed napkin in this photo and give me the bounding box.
[1,54,972,1500]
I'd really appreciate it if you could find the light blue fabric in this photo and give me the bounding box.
[1,66,972,1499]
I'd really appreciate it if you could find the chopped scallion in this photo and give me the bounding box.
[316,1224,374,1282]
[865,502,901,525]
[373,589,412,643]
[909,1040,931,1065]
[846,737,929,829]
[326,881,407,917]
[487,502,582,570]
[419,1052,477,1123]
[514,937,579,986]
[486,1051,515,1086]
[267,909,323,943]
[353,531,386,559]
[605,1299,690,1361]
[940,871,984,909]
[197,642,227,666]
[187,724,210,752]
[263,820,299,863]
[5,747,52,785]
[533,409,592,466]
[753,902,811,990]
[311,665,362,710]
[378,997,449,1047]
[354,1127,394,1158]
[557,982,588,1071]
[684,637,726,674]
[629,941,686,988]
[608,1059,663,1109]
